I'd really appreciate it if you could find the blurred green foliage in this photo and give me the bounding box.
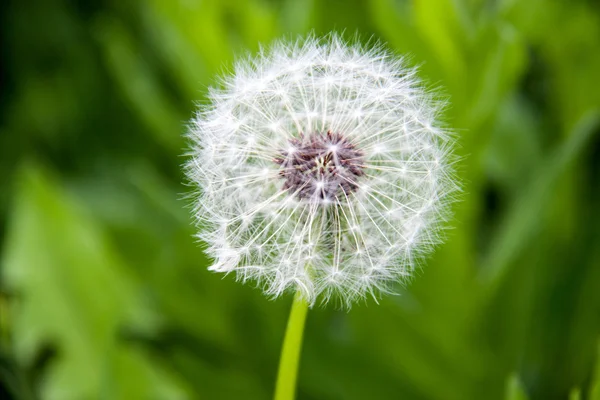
[1,0,599,399]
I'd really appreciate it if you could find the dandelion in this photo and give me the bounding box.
[187,33,455,307]
[186,33,457,400]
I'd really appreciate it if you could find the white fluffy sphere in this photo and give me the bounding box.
[186,34,457,306]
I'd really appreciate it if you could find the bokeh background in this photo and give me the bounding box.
[1,0,599,399]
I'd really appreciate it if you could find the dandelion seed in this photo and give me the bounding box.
[186,34,457,307]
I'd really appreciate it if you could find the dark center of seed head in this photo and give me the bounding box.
[274,131,365,202]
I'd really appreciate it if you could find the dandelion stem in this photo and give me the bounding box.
[274,291,309,400]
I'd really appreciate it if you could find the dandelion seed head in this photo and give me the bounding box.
[186,33,457,307]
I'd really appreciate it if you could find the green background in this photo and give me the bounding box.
[1,0,599,399]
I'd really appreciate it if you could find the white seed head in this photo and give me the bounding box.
[186,34,458,307]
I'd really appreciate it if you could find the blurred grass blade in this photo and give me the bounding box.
[467,23,527,130]
[281,0,315,33]
[480,111,600,287]
[94,18,184,153]
[505,373,529,400]
[1,164,188,399]
[591,339,600,399]
[413,0,467,83]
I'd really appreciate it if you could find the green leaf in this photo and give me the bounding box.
[505,373,529,400]
[413,0,468,84]
[1,165,187,399]
[590,339,600,400]
[480,111,600,288]
[94,19,184,154]
[467,21,527,129]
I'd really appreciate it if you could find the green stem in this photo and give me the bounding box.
[274,291,309,400]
